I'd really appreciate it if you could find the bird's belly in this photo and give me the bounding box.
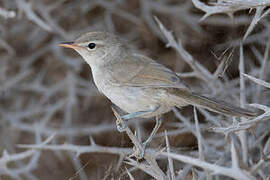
[100,85,172,118]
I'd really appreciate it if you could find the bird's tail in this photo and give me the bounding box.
[171,90,257,118]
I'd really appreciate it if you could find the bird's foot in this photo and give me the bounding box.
[141,141,148,158]
[116,118,127,132]
[131,141,148,159]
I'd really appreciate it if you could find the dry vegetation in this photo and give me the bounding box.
[0,0,270,179]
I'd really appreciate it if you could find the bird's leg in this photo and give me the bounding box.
[141,115,162,157]
[117,106,160,132]
[121,106,160,120]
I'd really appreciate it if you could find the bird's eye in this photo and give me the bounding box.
[88,43,96,49]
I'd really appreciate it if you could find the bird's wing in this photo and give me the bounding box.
[107,54,189,90]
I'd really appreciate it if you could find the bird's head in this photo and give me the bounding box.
[60,31,127,67]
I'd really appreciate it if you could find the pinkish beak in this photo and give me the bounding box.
[59,42,80,49]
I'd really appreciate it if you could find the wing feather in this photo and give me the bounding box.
[107,54,189,90]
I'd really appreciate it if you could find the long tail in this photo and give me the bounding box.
[172,90,257,118]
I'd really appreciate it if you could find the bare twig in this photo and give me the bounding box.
[165,131,175,180]
[242,73,270,88]
[155,16,214,83]
[212,104,270,134]
[162,148,256,180]
[111,107,166,179]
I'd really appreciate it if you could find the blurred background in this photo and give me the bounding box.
[1,0,270,179]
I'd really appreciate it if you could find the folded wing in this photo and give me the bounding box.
[107,53,189,90]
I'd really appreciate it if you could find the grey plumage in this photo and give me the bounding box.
[60,31,257,119]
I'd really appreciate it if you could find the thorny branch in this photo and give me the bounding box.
[1,0,270,179]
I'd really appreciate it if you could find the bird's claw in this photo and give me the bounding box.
[116,119,126,132]
[130,141,148,159]
[141,142,147,158]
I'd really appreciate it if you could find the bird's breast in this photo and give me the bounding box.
[91,68,173,117]
[97,81,153,113]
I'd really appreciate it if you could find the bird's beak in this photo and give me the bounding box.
[59,42,80,49]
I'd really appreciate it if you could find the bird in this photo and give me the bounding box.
[60,31,256,157]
